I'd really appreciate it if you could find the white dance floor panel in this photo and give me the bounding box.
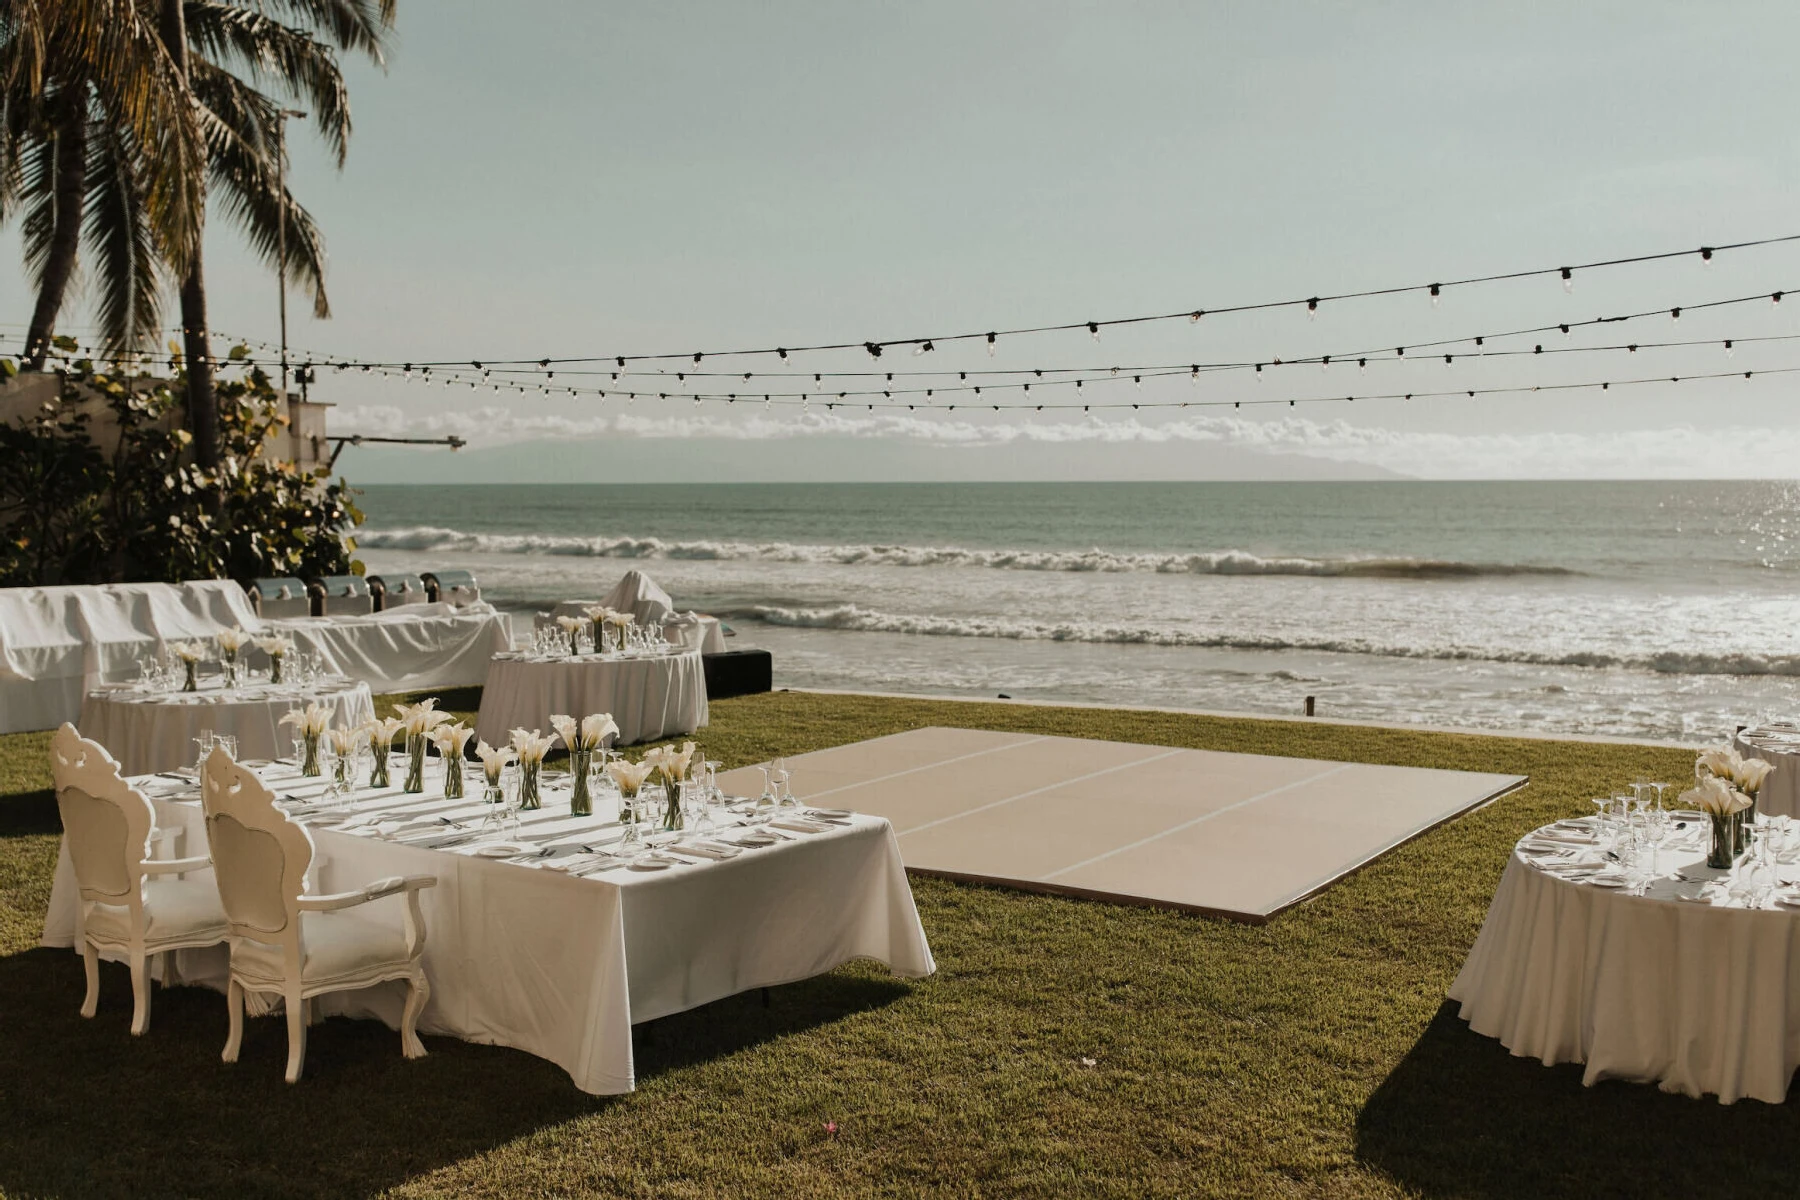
[720,727,1525,922]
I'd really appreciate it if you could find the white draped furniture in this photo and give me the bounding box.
[1450,822,1800,1104]
[0,580,512,734]
[476,650,708,747]
[78,677,375,776]
[43,756,935,1094]
[200,750,435,1083]
[259,602,512,694]
[49,724,226,1036]
[1736,724,1800,820]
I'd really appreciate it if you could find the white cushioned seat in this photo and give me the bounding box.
[85,873,228,945]
[230,910,409,986]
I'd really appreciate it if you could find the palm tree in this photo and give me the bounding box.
[0,0,207,367]
[0,0,395,466]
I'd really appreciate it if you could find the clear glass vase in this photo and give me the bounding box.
[443,755,464,800]
[368,739,391,789]
[1708,812,1738,869]
[618,790,643,851]
[182,660,198,692]
[570,749,594,815]
[332,754,353,792]
[592,620,607,655]
[404,733,426,793]
[269,655,284,685]
[1737,797,1758,855]
[661,779,684,832]
[519,760,542,810]
[222,654,238,690]
[568,628,580,657]
[301,733,321,777]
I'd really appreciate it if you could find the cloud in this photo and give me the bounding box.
[329,403,1800,479]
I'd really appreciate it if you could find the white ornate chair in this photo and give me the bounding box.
[198,747,437,1083]
[49,723,227,1035]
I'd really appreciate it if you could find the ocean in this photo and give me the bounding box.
[352,480,1800,743]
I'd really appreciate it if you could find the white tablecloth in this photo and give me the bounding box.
[76,679,375,775]
[0,580,260,733]
[263,603,513,694]
[476,651,708,747]
[1736,725,1800,820]
[41,761,935,1095]
[1450,824,1800,1104]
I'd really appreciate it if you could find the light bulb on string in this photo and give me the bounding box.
[985,332,997,357]
[1725,340,1735,357]
[1429,283,1441,308]
[1701,246,1714,267]
[1088,321,1101,343]
[1320,356,1330,374]
[1671,307,1682,322]
[1306,297,1319,320]
[1190,310,1204,323]
[1561,267,1573,293]
[914,340,934,356]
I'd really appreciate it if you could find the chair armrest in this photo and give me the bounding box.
[296,874,437,912]
[139,856,211,875]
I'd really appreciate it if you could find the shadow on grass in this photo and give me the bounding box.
[0,787,57,837]
[1357,1001,1800,1198]
[0,946,909,1199]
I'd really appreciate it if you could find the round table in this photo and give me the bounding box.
[1449,817,1800,1104]
[77,677,376,775]
[475,649,708,748]
[1736,724,1800,819]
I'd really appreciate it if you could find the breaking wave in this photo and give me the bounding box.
[358,525,1575,580]
[726,602,1800,677]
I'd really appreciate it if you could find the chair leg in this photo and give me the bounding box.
[159,949,176,987]
[129,950,151,1036]
[283,987,307,1084]
[223,979,245,1064]
[401,972,430,1060]
[79,943,100,1019]
[302,997,316,1027]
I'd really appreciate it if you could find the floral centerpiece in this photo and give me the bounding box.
[510,728,556,810]
[550,712,618,816]
[366,716,404,788]
[434,722,474,799]
[644,741,695,831]
[280,701,332,776]
[1682,773,1754,868]
[606,756,655,848]
[214,627,248,687]
[254,633,294,684]
[1696,744,1775,853]
[476,740,514,802]
[583,605,617,653]
[395,698,453,793]
[170,640,205,692]
[555,614,586,656]
[607,609,635,651]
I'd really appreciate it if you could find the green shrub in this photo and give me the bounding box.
[0,361,362,586]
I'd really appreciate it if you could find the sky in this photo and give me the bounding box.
[5,0,1800,482]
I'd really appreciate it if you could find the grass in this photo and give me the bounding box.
[3,689,1797,1198]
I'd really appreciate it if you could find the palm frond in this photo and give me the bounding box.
[229,0,393,65]
[186,1,351,164]
[192,59,330,318]
[83,112,164,355]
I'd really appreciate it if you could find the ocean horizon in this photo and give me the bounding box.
[353,479,1800,743]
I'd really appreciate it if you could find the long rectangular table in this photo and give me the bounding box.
[42,759,934,1094]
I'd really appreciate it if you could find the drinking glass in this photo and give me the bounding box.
[774,767,797,810]
[193,730,215,774]
[756,765,778,815]
[215,734,238,762]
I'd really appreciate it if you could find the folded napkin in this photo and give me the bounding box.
[770,818,833,834]
[669,841,739,861]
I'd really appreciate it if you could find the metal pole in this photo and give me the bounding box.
[274,108,306,400]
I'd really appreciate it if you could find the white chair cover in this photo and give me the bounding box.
[600,570,675,626]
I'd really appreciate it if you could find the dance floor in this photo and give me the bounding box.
[717,727,1526,922]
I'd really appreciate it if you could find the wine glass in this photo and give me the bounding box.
[774,765,797,810]
[755,765,778,818]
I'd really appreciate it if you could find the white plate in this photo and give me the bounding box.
[471,841,534,858]
[1585,876,1627,888]
[627,858,672,871]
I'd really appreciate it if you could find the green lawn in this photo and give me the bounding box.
[2,690,1794,1198]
